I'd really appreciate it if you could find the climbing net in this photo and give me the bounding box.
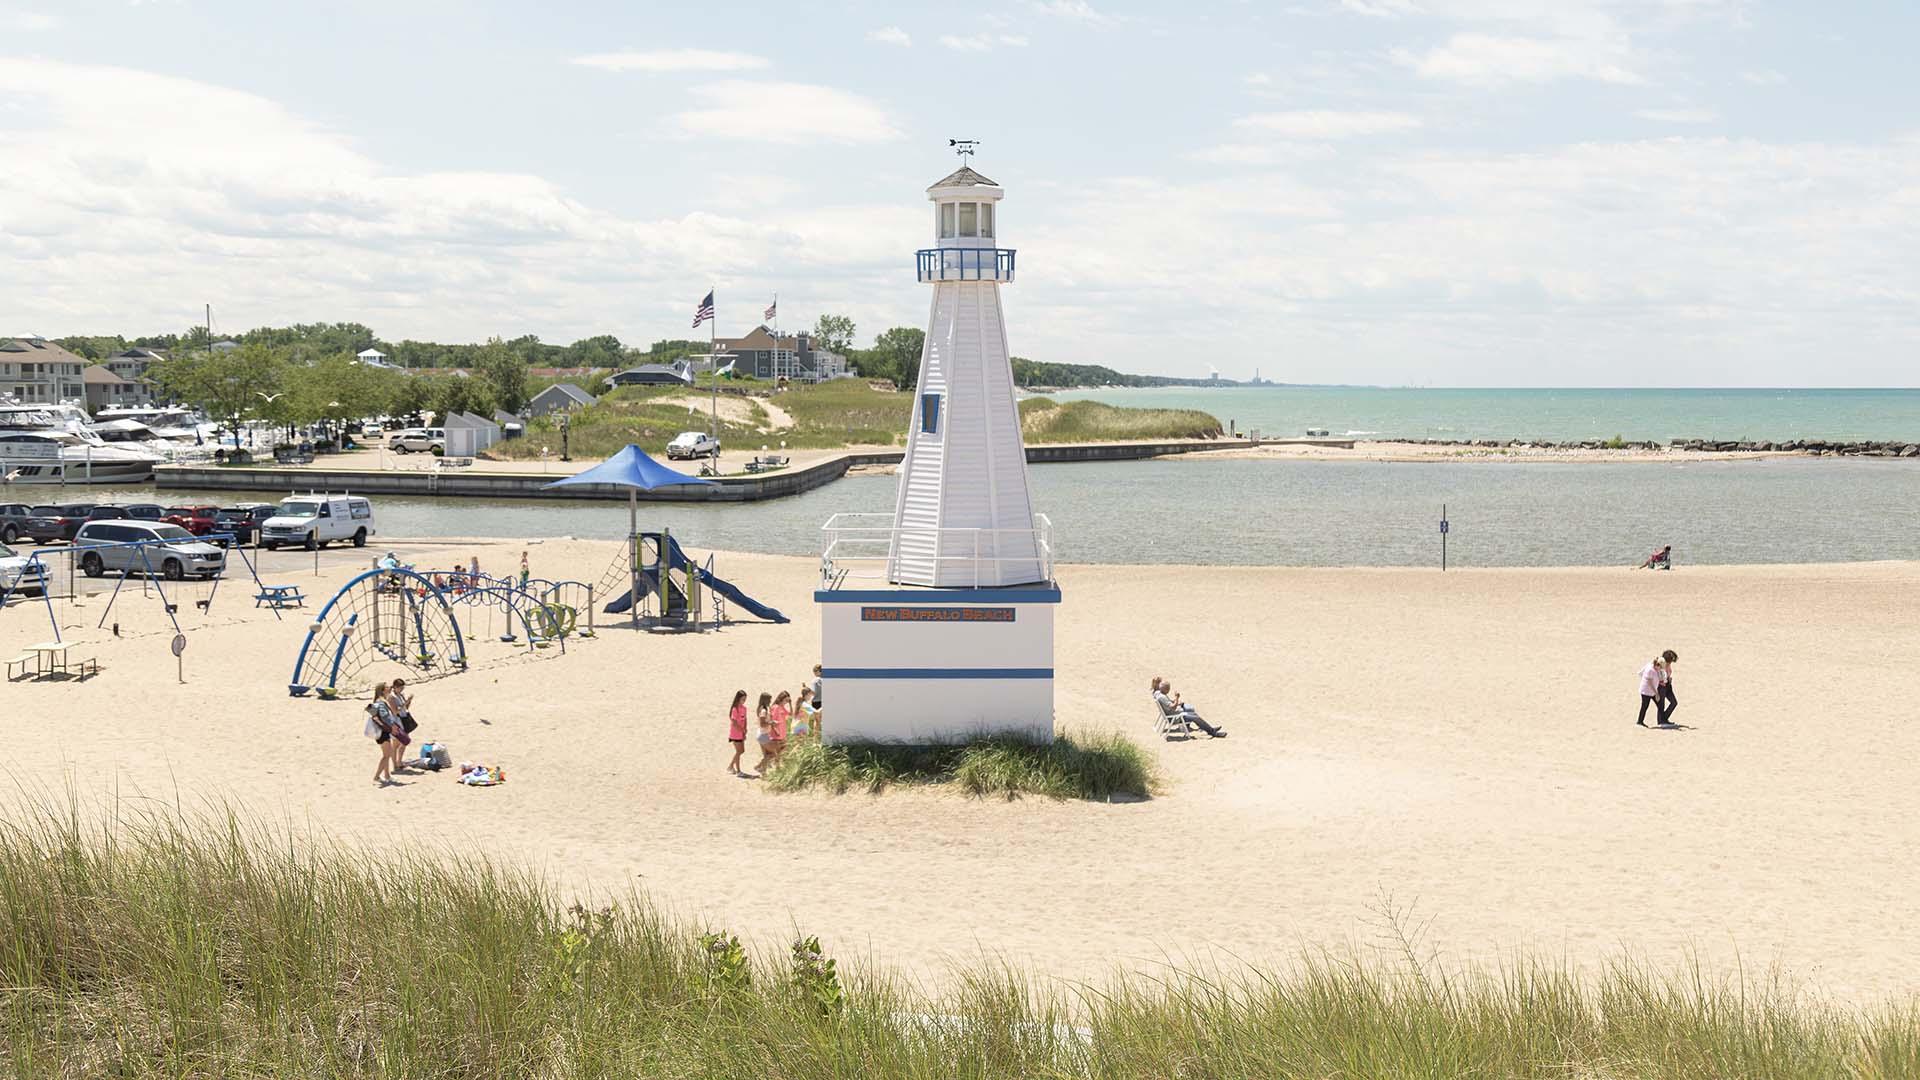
[288,568,467,698]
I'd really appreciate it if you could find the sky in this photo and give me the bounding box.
[1,0,1916,387]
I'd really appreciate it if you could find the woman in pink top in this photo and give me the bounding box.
[725,690,749,777]
[768,690,792,766]
[1636,657,1666,727]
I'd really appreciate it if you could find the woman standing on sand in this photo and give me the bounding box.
[752,692,774,775]
[769,690,792,766]
[368,682,398,784]
[726,690,749,777]
[1637,656,1667,727]
[386,679,418,766]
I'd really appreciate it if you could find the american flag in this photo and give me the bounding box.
[764,298,777,321]
[692,290,715,328]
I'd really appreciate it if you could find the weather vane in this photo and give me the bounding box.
[948,138,979,162]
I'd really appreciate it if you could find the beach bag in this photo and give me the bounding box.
[421,743,452,770]
[364,715,381,739]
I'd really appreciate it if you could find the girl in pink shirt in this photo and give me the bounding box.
[769,690,792,766]
[726,690,749,777]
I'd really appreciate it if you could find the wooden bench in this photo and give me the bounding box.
[4,653,33,681]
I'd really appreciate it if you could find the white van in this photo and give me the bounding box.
[259,494,376,551]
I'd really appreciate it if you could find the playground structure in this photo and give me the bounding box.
[3,532,284,644]
[446,575,593,646]
[288,567,468,698]
[596,528,788,629]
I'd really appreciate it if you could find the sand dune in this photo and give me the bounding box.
[5,540,1918,1001]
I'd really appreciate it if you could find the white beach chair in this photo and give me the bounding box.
[1152,696,1191,740]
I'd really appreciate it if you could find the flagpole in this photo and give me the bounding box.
[708,285,718,460]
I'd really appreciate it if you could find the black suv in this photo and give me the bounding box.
[23,503,96,544]
[214,504,278,546]
[0,502,34,545]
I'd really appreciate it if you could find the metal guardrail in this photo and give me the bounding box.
[915,247,1016,283]
[819,512,1053,588]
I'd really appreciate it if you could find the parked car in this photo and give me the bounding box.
[0,502,35,545]
[0,539,47,596]
[24,504,97,544]
[666,430,720,460]
[214,503,278,546]
[73,521,227,581]
[163,505,223,537]
[390,428,446,455]
[259,494,376,551]
[122,504,166,521]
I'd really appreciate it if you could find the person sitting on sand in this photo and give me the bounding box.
[1152,676,1226,738]
[726,690,749,777]
[1657,649,1680,725]
[1639,545,1673,570]
[1636,656,1667,727]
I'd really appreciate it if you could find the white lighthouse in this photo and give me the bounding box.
[815,155,1059,744]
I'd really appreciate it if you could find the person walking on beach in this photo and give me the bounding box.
[769,690,792,766]
[386,679,418,768]
[752,692,775,775]
[1657,649,1680,725]
[1636,656,1667,727]
[793,686,816,739]
[726,690,750,777]
[519,550,531,587]
[810,663,824,741]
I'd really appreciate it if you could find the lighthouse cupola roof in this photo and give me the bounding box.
[927,164,1004,252]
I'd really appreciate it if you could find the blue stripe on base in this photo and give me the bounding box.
[815,588,1062,603]
[823,667,1054,679]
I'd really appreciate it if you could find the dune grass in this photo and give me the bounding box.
[1,800,1917,1077]
[1018,397,1224,443]
[764,730,1161,800]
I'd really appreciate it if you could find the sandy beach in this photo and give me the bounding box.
[5,539,1918,1002]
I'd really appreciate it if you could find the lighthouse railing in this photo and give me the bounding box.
[915,248,1017,283]
[819,513,1053,588]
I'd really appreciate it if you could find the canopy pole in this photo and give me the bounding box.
[629,489,640,629]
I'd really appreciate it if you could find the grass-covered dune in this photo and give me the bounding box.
[494,380,1226,462]
[765,730,1161,800]
[4,803,1917,1078]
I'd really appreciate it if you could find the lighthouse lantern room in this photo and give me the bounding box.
[815,153,1060,745]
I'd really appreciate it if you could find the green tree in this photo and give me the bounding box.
[861,327,925,388]
[812,314,856,355]
[477,337,529,412]
[147,343,288,446]
[433,374,498,420]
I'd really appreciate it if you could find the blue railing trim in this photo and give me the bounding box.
[915,248,1017,282]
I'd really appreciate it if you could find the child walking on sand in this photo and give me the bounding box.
[1636,656,1667,727]
[752,692,774,774]
[769,690,792,766]
[726,690,749,777]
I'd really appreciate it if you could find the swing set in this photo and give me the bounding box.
[3,531,281,645]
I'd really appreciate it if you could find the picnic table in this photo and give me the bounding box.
[255,584,306,609]
[26,641,69,677]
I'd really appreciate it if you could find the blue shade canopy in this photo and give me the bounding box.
[541,444,718,492]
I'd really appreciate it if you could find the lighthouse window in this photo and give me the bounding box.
[980,202,994,237]
[957,202,978,237]
[940,203,955,238]
[921,393,941,434]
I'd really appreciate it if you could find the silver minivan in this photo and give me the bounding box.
[74,521,228,580]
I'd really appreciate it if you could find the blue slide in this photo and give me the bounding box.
[603,534,788,624]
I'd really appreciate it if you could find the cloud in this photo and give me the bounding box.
[1392,32,1643,86]
[673,81,902,143]
[1031,0,1116,24]
[569,49,769,73]
[1741,68,1787,85]
[1338,0,1420,16]
[939,33,1030,51]
[1244,73,1272,86]
[1,9,57,30]
[1234,110,1422,138]
[866,26,912,46]
[1637,106,1718,124]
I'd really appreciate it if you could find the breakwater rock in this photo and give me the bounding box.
[1394,438,1920,457]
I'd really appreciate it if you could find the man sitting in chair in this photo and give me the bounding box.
[1152,676,1226,738]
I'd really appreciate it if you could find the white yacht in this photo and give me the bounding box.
[0,403,163,484]
[92,404,213,443]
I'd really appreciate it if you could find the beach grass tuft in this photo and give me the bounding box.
[2,800,1918,1077]
[1018,397,1224,443]
[764,730,1161,800]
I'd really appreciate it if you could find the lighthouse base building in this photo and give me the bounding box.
[816,161,1059,745]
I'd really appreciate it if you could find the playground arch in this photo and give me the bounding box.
[289,567,468,698]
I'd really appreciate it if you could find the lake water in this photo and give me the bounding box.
[1045,387,1920,444]
[75,454,1920,568]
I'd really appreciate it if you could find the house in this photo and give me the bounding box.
[444,411,502,457]
[711,326,846,382]
[83,364,151,411]
[525,382,597,418]
[356,348,398,369]
[608,362,692,387]
[0,336,88,405]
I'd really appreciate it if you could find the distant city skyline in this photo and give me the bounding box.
[2,1,1916,387]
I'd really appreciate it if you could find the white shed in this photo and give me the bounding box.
[444,411,501,457]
